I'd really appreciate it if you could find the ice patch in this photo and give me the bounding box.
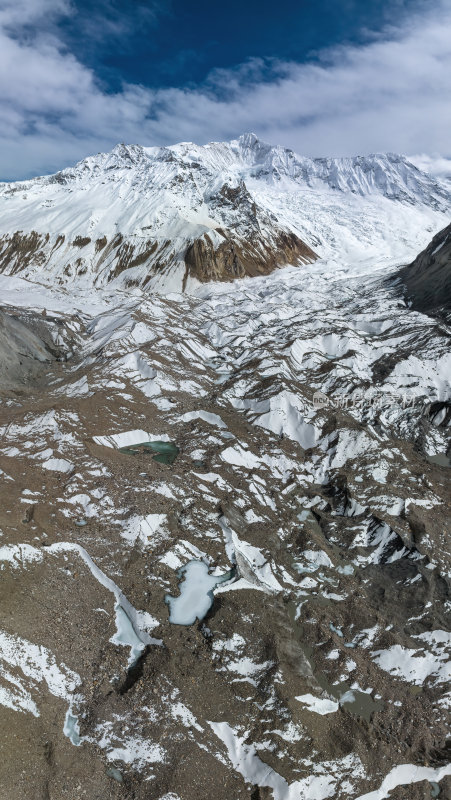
[180,410,227,429]
[121,514,167,547]
[93,429,170,449]
[372,643,451,685]
[355,763,451,800]
[295,694,339,715]
[42,457,74,473]
[0,543,43,568]
[96,721,165,769]
[254,390,320,450]
[221,445,262,470]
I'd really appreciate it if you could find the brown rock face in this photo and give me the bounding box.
[184,229,317,285]
[184,179,317,285]
[0,230,49,274]
[0,226,317,290]
[397,222,451,318]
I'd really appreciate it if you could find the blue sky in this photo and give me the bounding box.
[0,0,450,179]
[61,1,422,89]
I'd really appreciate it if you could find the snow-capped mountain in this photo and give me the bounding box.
[0,134,450,292]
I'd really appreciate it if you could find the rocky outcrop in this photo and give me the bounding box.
[184,227,317,285]
[0,231,49,274]
[0,308,57,390]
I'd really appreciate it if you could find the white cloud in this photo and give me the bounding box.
[409,154,451,181]
[0,0,71,29]
[0,0,450,179]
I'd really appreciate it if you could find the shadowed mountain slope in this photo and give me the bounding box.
[397,222,451,318]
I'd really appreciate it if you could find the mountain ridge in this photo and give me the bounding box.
[0,134,450,292]
[6,134,449,204]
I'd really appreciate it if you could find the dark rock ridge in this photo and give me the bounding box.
[397,222,451,318]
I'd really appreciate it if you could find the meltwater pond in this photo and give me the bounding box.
[119,440,179,465]
[165,560,235,625]
[426,452,451,469]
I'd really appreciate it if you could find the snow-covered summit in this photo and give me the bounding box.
[237,134,451,204]
[26,133,451,208]
[0,134,450,292]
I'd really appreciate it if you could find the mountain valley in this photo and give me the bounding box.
[0,135,450,800]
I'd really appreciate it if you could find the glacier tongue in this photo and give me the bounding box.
[0,240,450,798]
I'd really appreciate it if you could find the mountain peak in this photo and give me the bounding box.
[236,132,264,147]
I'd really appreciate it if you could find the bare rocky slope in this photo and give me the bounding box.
[0,307,60,390]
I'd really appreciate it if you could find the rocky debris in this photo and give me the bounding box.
[0,308,59,390]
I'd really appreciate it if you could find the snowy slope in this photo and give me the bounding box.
[0,134,450,292]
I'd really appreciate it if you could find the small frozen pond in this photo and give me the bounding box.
[165,560,234,625]
[119,440,179,465]
[64,709,82,746]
